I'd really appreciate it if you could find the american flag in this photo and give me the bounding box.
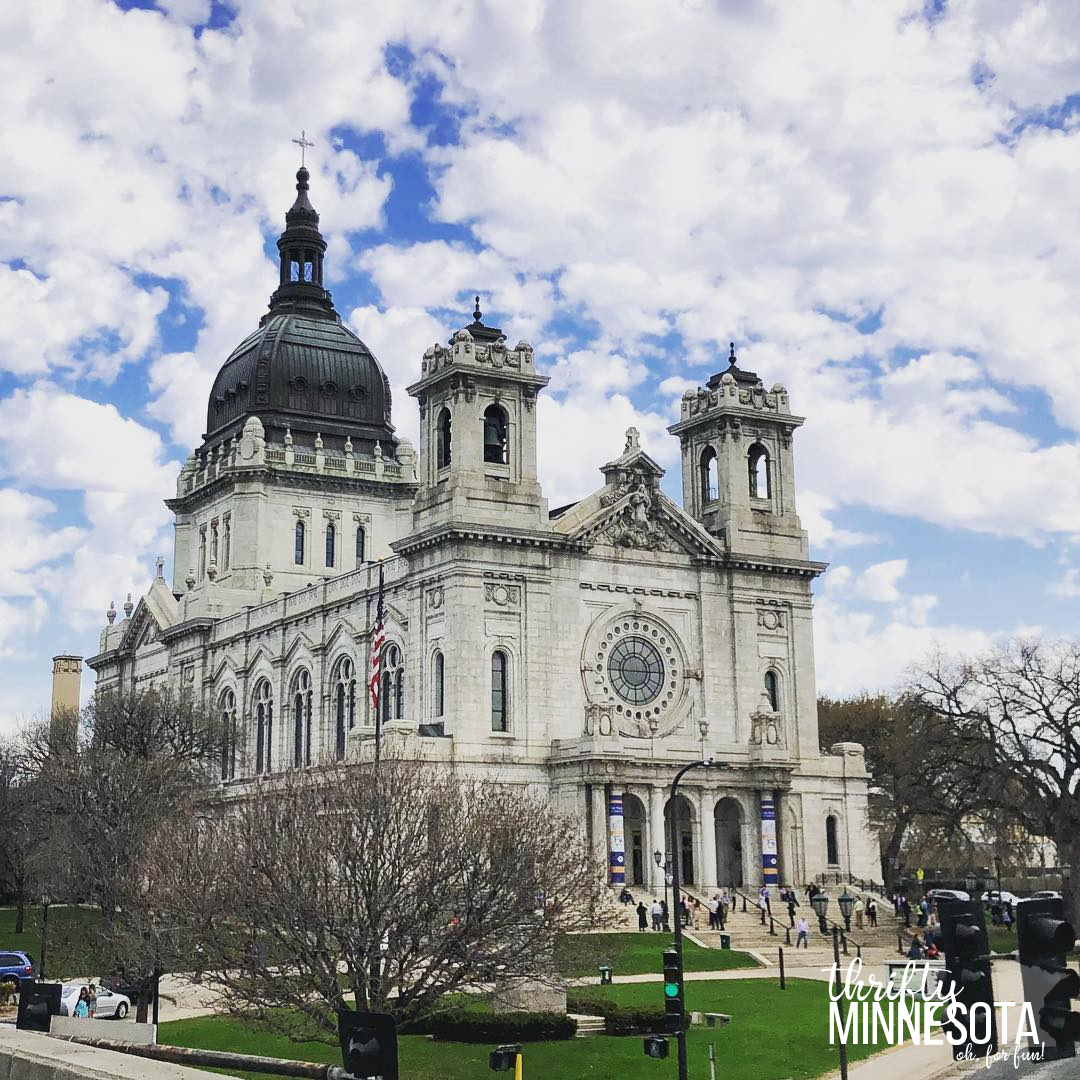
[369,563,386,743]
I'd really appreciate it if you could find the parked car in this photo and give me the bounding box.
[926,888,971,903]
[58,983,130,1019]
[981,890,1019,906]
[1028,890,1062,900]
[0,950,34,990]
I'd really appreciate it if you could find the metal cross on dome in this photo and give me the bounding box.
[292,129,315,167]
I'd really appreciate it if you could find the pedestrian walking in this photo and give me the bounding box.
[787,893,798,928]
[854,896,865,930]
[795,915,809,948]
[661,899,670,932]
[650,899,662,931]
[901,896,912,927]
[637,901,649,932]
[759,894,769,926]
[867,899,877,927]
[74,988,90,1019]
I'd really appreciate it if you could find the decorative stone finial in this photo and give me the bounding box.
[155,555,165,579]
[624,427,641,453]
[284,426,293,447]
[728,341,737,366]
[473,294,482,322]
[207,562,218,582]
[373,440,383,459]
[123,593,134,619]
[106,600,116,625]
[263,563,274,587]
[185,568,196,590]
[344,436,353,456]
[314,432,323,451]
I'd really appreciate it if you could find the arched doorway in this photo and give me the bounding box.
[715,798,743,887]
[665,794,696,885]
[623,793,647,887]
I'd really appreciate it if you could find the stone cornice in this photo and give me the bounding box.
[392,522,583,557]
[692,552,828,578]
[167,467,418,513]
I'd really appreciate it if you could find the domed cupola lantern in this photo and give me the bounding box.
[265,166,335,321]
[202,161,397,457]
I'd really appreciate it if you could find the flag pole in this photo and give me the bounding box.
[370,560,386,767]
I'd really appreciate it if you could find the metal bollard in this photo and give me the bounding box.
[778,946,786,990]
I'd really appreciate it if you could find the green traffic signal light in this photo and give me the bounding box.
[664,982,679,997]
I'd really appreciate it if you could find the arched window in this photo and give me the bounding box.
[432,650,444,718]
[491,650,509,732]
[748,443,770,499]
[334,657,356,760]
[381,643,405,723]
[483,404,508,464]
[294,520,305,565]
[219,688,237,782]
[222,515,231,570]
[254,680,273,775]
[325,522,336,568]
[355,526,366,567]
[700,446,718,504]
[292,669,313,768]
[826,815,839,866]
[437,408,452,469]
[764,670,780,712]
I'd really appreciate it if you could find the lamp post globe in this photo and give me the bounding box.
[810,891,829,934]
[838,888,855,932]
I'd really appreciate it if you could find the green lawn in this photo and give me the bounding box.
[0,905,103,979]
[555,931,759,978]
[161,978,897,1080]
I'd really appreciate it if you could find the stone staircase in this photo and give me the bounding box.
[570,1014,606,1038]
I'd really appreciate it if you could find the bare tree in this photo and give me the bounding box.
[909,640,1080,923]
[819,692,994,885]
[15,688,223,1011]
[145,759,613,1042]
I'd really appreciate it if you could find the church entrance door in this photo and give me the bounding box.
[623,793,647,886]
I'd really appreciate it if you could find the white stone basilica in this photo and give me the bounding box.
[89,167,879,893]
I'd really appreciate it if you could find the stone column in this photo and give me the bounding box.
[650,784,667,891]
[591,783,609,879]
[698,788,718,894]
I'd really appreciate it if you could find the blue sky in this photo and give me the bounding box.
[1,0,1079,729]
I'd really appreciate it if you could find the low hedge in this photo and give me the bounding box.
[423,1010,577,1043]
[567,992,666,1036]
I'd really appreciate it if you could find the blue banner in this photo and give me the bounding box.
[608,793,625,885]
[761,798,778,886]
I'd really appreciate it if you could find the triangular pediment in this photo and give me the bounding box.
[116,578,181,653]
[557,483,724,559]
[282,629,319,664]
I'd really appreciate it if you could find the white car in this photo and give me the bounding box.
[981,890,1019,906]
[1028,890,1062,901]
[59,983,131,1019]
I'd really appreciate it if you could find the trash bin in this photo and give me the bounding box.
[719,933,731,950]
[599,965,613,985]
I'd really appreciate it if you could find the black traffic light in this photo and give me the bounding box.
[1017,897,1080,1060]
[643,1034,670,1058]
[662,947,684,1035]
[488,1043,522,1072]
[338,1006,398,1080]
[938,899,997,1060]
[16,980,62,1033]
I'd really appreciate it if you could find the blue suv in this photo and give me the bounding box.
[0,950,34,989]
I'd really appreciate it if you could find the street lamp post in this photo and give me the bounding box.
[810,891,830,934]
[39,894,51,981]
[838,888,855,932]
[995,855,1002,898]
[653,850,672,932]
[669,757,719,1080]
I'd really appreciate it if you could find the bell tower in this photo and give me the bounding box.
[668,343,809,560]
[407,298,550,532]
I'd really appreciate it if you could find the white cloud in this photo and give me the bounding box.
[1048,568,1080,598]
[856,559,909,604]
[799,492,880,552]
[813,596,1000,697]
